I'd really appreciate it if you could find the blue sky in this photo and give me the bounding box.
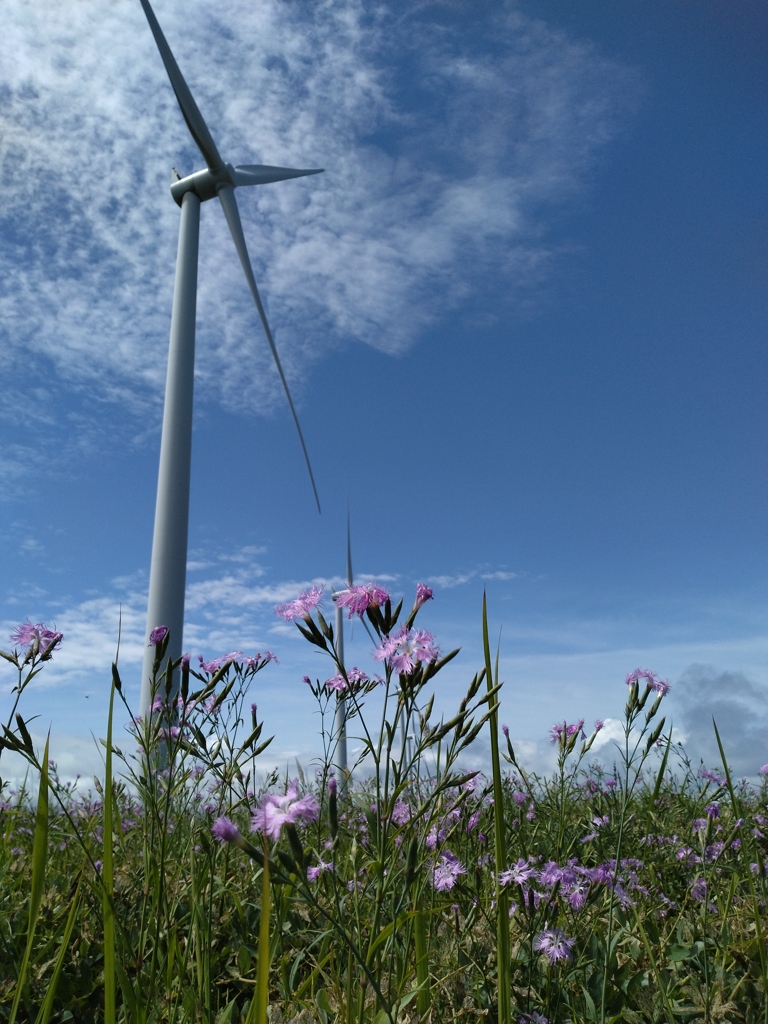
[1,0,766,784]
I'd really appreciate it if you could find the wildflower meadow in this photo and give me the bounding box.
[1,587,767,1023]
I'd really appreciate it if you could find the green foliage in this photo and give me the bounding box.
[1,600,767,1023]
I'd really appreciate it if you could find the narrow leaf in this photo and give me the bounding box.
[9,736,49,1024]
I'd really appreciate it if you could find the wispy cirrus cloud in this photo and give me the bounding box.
[0,0,638,454]
[427,567,522,588]
[0,545,402,689]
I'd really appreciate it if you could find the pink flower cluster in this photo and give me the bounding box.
[499,854,654,915]
[10,621,63,657]
[275,585,324,622]
[549,719,585,745]
[626,667,670,696]
[534,928,575,964]
[198,650,276,674]
[431,850,467,892]
[250,780,320,840]
[334,583,390,619]
[373,625,439,674]
[324,666,375,693]
[212,781,320,848]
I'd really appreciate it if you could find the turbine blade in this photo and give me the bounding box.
[234,165,324,187]
[346,505,353,587]
[138,0,223,171]
[217,185,321,513]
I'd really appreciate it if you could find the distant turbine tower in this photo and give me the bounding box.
[136,0,322,715]
[334,512,354,782]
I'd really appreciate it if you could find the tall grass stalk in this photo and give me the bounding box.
[8,735,49,1024]
[482,594,511,1024]
[102,666,117,1024]
[248,836,272,1024]
[600,674,668,1023]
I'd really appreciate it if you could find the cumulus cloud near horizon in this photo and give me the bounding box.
[0,0,638,451]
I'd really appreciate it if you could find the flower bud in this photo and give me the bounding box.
[328,777,338,841]
[404,835,419,886]
[285,823,306,869]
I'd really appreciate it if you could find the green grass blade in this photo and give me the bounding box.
[35,872,82,1024]
[482,594,511,1024]
[9,735,49,1024]
[413,897,431,1016]
[103,671,117,1024]
[651,724,673,804]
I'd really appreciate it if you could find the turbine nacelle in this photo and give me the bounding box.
[170,163,323,206]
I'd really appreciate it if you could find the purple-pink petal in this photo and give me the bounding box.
[334,584,390,619]
[251,781,320,840]
[10,620,64,653]
[149,625,169,647]
[275,585,324,622]
[373,625,439,674]
[212,816,242,845]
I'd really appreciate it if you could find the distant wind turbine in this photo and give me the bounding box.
[136,0,322,715]
[333,512,354,782]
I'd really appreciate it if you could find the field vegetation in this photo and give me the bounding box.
[1,587,767,1023]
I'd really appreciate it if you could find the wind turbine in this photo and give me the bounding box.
[333,513,354,784]
[136,0,322,715]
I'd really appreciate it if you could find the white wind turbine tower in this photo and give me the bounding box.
[333,515,354,783]
[136,0,322,715]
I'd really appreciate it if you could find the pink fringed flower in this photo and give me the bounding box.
[251,781,320,840]
[212,816,242,845]
[625,667,670,696]
[307,859,333,882]
[324,667,373,693]
[499,857,537,887]
[534,928,575,964]
[10,621,63,656]
[275,586,324,622]
[373,625,439,674]
[148,625,168,647]
[198,651,241,674]
[549,719,585,745]
[431,850,467,892]
[334,584,390,619]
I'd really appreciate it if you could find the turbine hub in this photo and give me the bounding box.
[170,163,235,206]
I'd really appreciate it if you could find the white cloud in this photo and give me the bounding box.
[427,566,522,589]
[590,716,625,752]
[0,0,637,459]
[428,573,477,589]
[0,732,110,792]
